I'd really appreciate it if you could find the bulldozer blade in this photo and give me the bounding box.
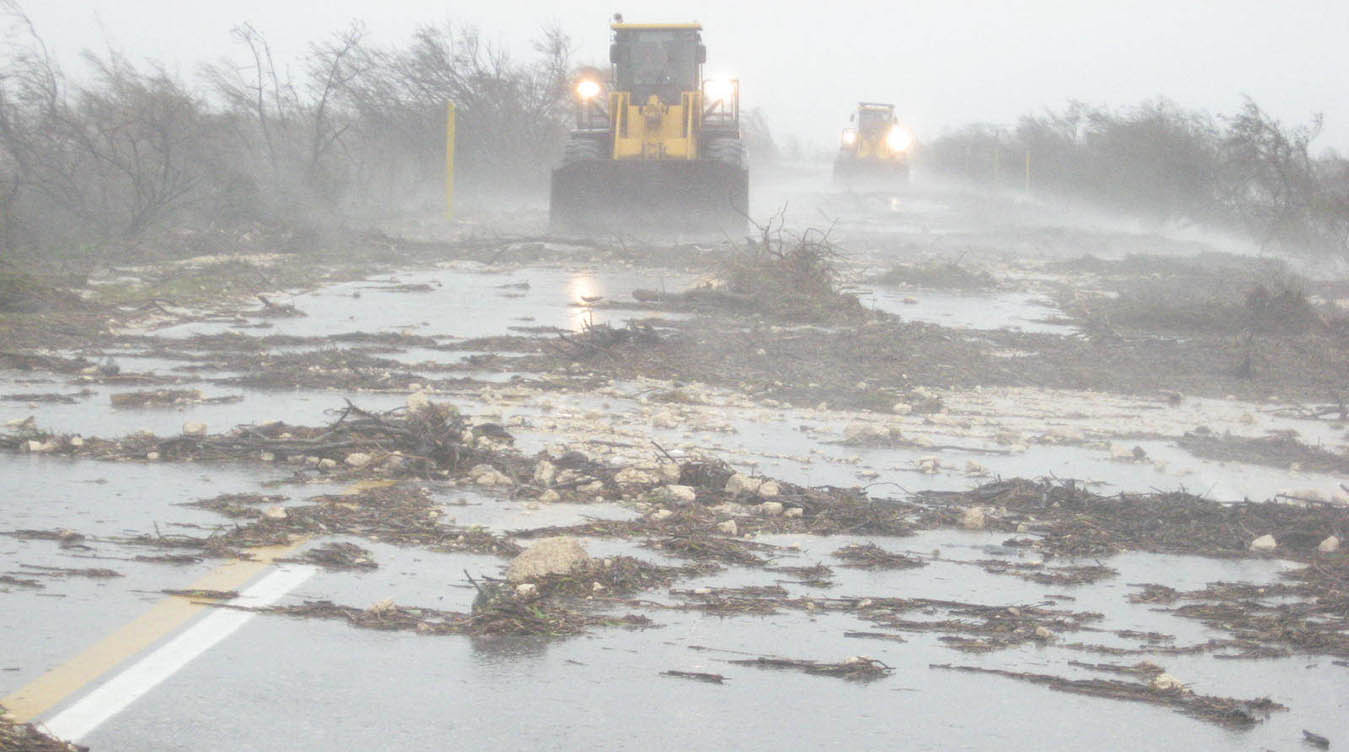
[550,160,748,236]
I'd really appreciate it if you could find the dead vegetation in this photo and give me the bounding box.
[930,663,1286,728]
[0,712,86,752]
[1177,430,1349,475]
[831,542,927,570]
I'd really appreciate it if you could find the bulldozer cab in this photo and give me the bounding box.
[856,103,896,132]
[610,25,705,104]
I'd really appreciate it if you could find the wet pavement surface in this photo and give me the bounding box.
[3,176,1347,750]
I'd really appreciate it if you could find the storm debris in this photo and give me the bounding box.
[930,663,1286,728]
[279,542,377,570]
[728,654,893,682]
[831,542,927,570]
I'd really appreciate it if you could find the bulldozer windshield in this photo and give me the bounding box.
[614,29,699,100]
[858,108,893,132]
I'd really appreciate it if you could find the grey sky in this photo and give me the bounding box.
[23,0,1349,152]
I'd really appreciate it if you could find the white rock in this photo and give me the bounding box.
[262,505,288,520]
[1110,444,1134,461]
[578,480,604,494]
[784,507,804,519]
[724,473,757,495]
[1318,536,1340,553]
[368,598,395,614]
[538,489,561,503]
[658,463,682,482]
[591,581,606,593]
[259,451,275,462]
[469,464,512,486]
[757,481,780,498]
[917,456,941,474]
[759,501,784,516]
[960,507,987,530]
[891,402,913,415]
[146,451,161,461]
[965,460,988,476]
[406,391,431,413]
[69,436,84,447]
[1150,673,1186,691]
[651,508,674,521]
[843,422,890,443]
[506,537,591,583]
[182,422,208,437]
[514,583,538,598]
[614,466,660,486]
[717,520,739,536]
[533,460,557,486]
[1248,534,1277,552]
[319,458,338,469]
[654,485,697,504]
[1034,626,1054,640]
[345,452,373,468]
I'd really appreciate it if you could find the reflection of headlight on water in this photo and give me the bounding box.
[569,274,603,306]
[886,126,913,152]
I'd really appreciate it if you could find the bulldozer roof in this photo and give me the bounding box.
[858,102,895,110]
[611,22,702,30]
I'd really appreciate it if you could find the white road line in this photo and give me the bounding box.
[41,564,317,742]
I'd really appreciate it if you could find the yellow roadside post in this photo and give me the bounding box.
[446,101,456,220]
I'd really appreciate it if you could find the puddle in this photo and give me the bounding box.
[859,285,1074,335]
[152,266,694,341]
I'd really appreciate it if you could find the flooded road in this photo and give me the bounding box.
[2,175,1346,750]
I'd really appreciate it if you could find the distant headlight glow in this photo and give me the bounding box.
[576,79,602,100]
[886,125,913,152]
[703,79,734,104]
[841,129,858,147]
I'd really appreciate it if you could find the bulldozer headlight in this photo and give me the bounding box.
[886,126,913,152]
[576,79,602,100]
[703,79,734,104]
[841,129,858,147]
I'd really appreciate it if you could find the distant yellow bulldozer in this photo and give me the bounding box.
[834,102,913,186]
[549,20,749,234]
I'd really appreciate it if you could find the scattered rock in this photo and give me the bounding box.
[1150,673,1187,692]
[533,460,557,486]
[758,480,781,497]
[1318,536,1340,553]
[514,583,538,598]
[759,501,784,516]
[960,507,987,530]
[262,505,288,520]
[469,464,513,486]
[614,466,661,486]
[891,402,912,415]
[1034,626,1054,640]
[717,519,739,536]
[784,507,804,518]
[506,537,591,583]
[345,452,373,468]
[538,489,561,503]
[1248,534,1277,552]
[651,509,674,521]
[653,484,697,504]
[182,422,208,437]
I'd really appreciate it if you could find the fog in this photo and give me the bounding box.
[27,0,1349,152]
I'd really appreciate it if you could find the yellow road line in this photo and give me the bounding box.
[1,539,306,723]
[1,479,392,724]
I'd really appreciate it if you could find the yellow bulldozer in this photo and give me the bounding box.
[549,21,749,234]
[833,102,913,186]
